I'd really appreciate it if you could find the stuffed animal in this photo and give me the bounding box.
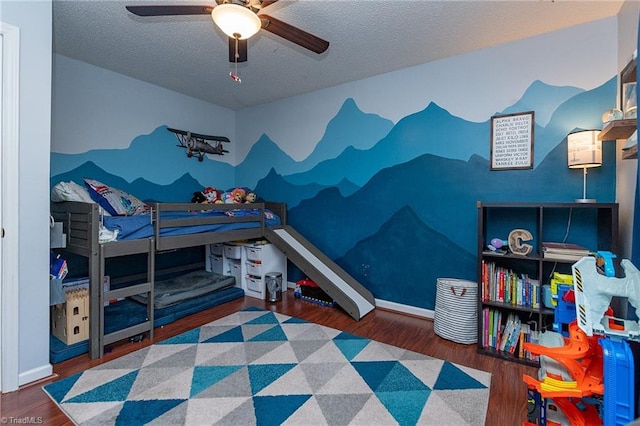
[224,188,246,204]
[203,187,222,204]
[245,192,257,203]
[192,187,223,204]
[191,191,207,203]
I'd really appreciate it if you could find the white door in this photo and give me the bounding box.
[0,30,4,393]
[0,21,21,393]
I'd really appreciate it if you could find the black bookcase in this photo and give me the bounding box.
[476,202,618,366]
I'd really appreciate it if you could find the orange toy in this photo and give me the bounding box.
[522,322,604,399]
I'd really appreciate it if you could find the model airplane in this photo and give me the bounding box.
[168,127,230,161]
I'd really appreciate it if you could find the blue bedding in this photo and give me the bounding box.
[104,208,281,241]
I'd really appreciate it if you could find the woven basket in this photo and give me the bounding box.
[434,278,478,344]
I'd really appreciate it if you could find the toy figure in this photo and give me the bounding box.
[245,192,256,203]
[191,191,206,203]
[224,188,246,204]
[203,187,222,204]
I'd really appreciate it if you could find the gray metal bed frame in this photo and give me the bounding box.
[50,201,287,358]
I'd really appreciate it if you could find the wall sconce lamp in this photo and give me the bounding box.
[567,130,602,203]
[211,3,262,40]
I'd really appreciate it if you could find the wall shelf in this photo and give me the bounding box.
[599,119,637,141]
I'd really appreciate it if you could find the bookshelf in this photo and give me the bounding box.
[476,202,618,366]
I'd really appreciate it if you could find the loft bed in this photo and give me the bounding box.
[50,200,287,359]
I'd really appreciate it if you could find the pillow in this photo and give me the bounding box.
[51,181,96,204]
[83,178,148,216]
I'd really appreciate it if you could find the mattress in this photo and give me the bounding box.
[131,270,236,309]
[103,208,281,241]
[49,286,245,364]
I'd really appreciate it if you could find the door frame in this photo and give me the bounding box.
[0,21,21,393]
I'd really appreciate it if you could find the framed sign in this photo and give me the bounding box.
[490,111,534,170]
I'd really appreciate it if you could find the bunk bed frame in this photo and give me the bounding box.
[50,201,287,358]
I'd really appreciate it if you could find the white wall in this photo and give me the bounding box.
[1,0,53,386]
[617,1,640,258]
[52,55,236,165]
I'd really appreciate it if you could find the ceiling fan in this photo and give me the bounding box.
[125,0,330,64]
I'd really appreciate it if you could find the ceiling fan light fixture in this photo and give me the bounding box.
[211,3,261,40]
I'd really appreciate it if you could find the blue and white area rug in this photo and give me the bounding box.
[44,308,491,425]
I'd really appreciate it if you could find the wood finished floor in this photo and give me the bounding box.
[1,290,536,425]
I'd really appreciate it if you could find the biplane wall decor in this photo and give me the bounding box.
[168,127,230,161]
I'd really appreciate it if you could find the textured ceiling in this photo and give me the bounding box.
[53,0,624,111]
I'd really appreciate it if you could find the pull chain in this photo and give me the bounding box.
[229,34,242,83]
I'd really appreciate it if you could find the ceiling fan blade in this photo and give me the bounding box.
[259,14,329,54]
[258,0,279,9]
[125,5,213,17]
[228,37,248,63]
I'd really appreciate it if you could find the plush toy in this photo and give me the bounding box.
[203,187,222,204]
[191,191,207,203]
[244,192,257,203]
[224,187,246,204]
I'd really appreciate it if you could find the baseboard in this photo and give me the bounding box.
[375,298,435,319]
[19,363,53,387]
[285,284,434,319]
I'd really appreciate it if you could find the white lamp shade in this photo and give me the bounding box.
[567,130,602,168]
[211,4,261,40]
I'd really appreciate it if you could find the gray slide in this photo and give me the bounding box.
[265,226,375,321]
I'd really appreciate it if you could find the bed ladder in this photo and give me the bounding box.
[93,238,155,358]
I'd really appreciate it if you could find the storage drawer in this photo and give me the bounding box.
[246,246,262,262]
[224,244,243,259]
[209,243,223,256]
[245,261,262,276]
[209,255,223,274]
[246,276,263,292]
[229,260,242,285]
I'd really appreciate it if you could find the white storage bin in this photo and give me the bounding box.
[246,276,262,292]
[246,246,262,262]
[224,244,243,259]
[434,278,477,344]
[229,260,242,287]
[209,255,223,274]
[246,261,262,276]
[209,243,223,256]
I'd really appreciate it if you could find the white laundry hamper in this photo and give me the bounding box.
[433,278,478,344]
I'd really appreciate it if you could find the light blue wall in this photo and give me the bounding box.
[51,18,620,312]
[2,0,53,386]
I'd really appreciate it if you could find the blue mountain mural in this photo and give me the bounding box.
[501,80,583,126]
[51,161,203,203]
[282,79,614,194]
[235,98,394,188]
[49,75,618,311]
[51,126,236,190]
[335,206,477,310]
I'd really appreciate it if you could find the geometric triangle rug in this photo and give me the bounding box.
[43,307,491,425]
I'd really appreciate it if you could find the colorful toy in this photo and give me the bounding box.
[572,256,640,340]
[490,238,508,249]
[245,192,257,203]
[224,187,246,204]
[294,278,335,307]
[202,187,222,203]
[594,251,617,278]
[523,255,639,426]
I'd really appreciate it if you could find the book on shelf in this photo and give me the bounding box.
[542,242,590,255]
[482,308,531,358]
[481,260,540,308]
[541,242,591,262]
